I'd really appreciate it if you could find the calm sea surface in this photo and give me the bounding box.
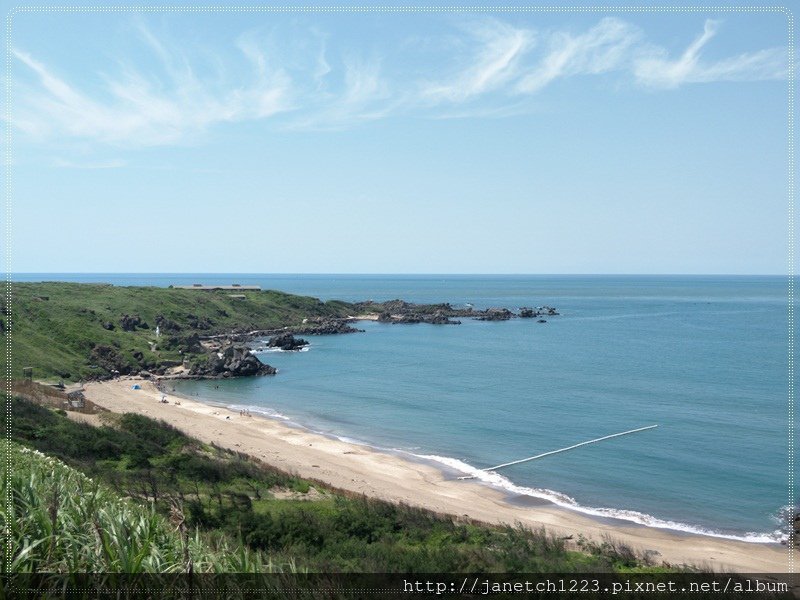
[16,274,790,541]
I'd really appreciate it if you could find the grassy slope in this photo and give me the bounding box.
[4,440,293,573]
[6,282,354,381]
[5,396,654,573]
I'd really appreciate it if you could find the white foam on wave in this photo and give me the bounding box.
[251,346,310,353]
[227,404,290,421]
[414,453,784,544]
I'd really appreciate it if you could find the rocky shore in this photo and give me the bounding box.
[354,299,559,324]
[102,301,560,383]
[188,344,277,378]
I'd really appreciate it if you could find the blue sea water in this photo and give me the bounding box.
[15,273,790,542]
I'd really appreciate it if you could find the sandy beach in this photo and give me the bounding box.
[83,378,790,574]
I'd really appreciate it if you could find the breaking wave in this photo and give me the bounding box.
[413,453,783,544]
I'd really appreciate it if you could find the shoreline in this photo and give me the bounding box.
[83,378,789,574]
[162,378,781,547]
[169,385,775,546]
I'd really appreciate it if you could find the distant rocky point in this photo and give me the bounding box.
[355,299,558,324]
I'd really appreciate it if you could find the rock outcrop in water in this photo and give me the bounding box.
[475,308,513,321]
[268,333,309,351]
[357,299,563,324]
[189,344,277,378]
[378,310,461,325]
[301,318,363,335]
[519,306,559,318]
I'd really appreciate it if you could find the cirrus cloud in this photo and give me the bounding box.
[11,16,788,146]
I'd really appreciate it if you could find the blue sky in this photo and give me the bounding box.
[8,8,791,274]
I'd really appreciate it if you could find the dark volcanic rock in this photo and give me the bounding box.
[155,315,182,333]
[102,321,115,330]
[190,344,276,378]
[518,306,559,318]
[426,311,460,325]
[267,333,309,351]
[393,314,423,324]
[356,299,474,321]
[186,313,214,330]
[380,299,413,313]
[302,319,362,335]
[475,308,513,321]
[119,314,143,331]
[376,309,459,325]
[89,345,132,375]
[119,314,149,331]
[162,333,203,354]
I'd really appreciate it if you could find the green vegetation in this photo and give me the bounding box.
[6,282,354,381]
[5,396,654,573]
[3,441,292,573]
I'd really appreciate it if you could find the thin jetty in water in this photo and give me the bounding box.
[457,425,659,480]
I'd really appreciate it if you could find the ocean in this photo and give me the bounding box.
[15,273,790,542]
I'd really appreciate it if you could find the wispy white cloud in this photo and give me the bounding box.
[12,17,788,146]
[283,56,395,131]
[515,18,640,93]
[420,19,535,103]
[311,30,332,88]
[13,25,292,146]
[633,19,787,89]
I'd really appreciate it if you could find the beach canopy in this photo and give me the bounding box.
[131,384,141,390]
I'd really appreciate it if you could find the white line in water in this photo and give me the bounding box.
[457,425,658,480]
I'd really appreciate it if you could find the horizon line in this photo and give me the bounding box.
[8,272,791,277]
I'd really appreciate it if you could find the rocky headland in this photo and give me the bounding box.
[10,282,559,384]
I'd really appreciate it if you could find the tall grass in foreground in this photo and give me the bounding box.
[2,441,293,573]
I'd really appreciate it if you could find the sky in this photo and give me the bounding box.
[6,7,792,274]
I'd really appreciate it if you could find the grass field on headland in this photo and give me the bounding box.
[6,282,354,381]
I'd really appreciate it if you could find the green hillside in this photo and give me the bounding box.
[5,282,354,382]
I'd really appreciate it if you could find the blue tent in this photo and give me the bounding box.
[131,384,141,390]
